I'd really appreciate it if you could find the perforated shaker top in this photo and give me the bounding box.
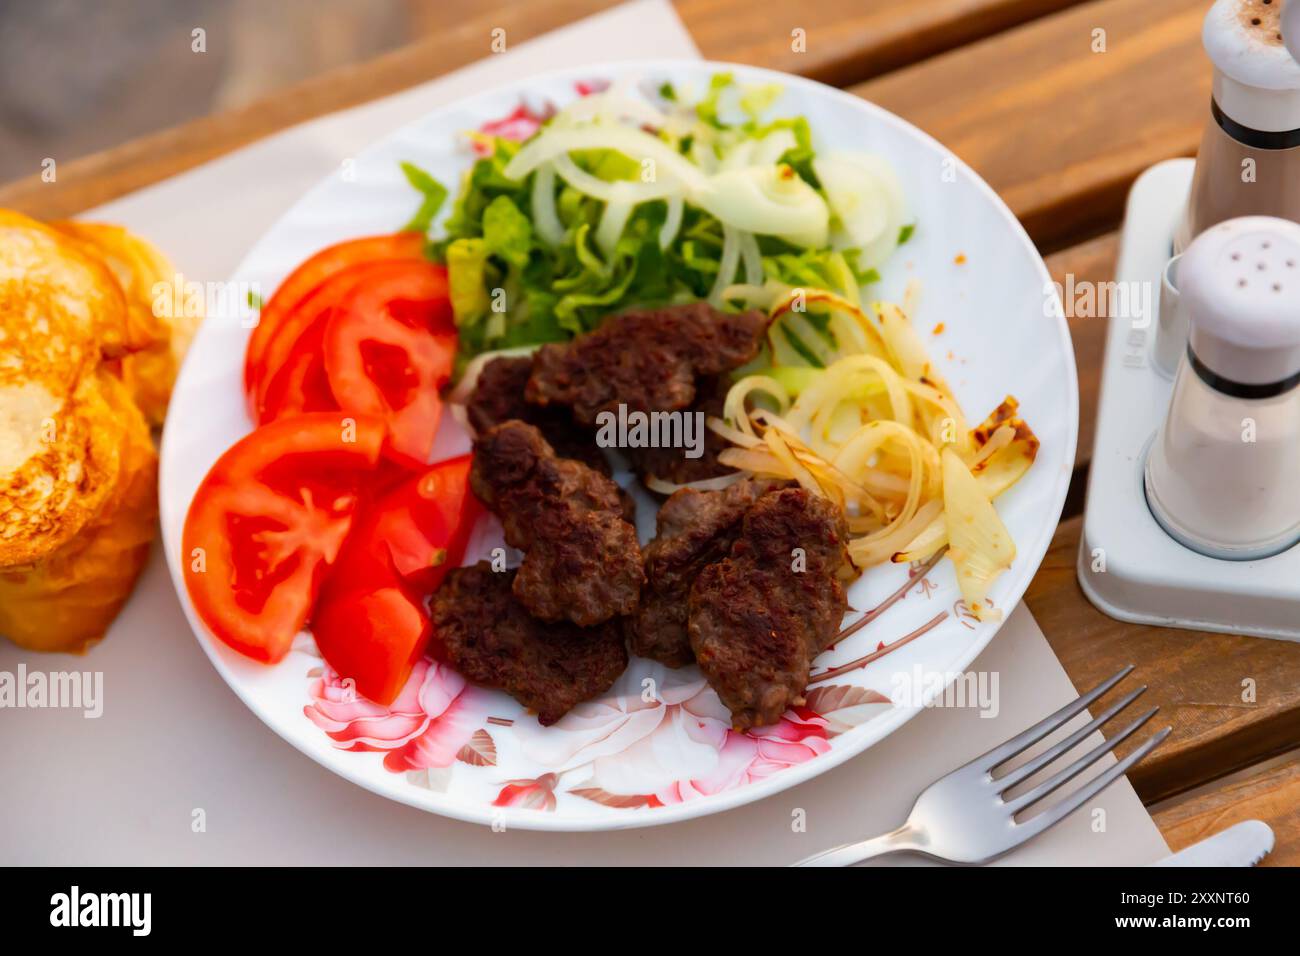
[1204,0,1300,130]
[1180,216,1300,385]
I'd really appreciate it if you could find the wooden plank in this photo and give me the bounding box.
[0,0,615,220]
[0,0,1100,220]
[1044,231,1118,470]
[1023,516,1300,805]
[680,0,1087,87]
[1151,750,1300,867]
[854,0,1210,248]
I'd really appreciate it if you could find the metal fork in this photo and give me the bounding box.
[795,665,1171,866]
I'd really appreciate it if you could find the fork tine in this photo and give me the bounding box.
[1006,705,1159,813]
[977,664,1134,770]
[1013,726,1172,839]
[995,684,1147,793]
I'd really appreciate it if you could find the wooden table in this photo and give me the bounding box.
[5,0,1297,863]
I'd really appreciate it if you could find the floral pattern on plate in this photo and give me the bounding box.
[302,561,948,814]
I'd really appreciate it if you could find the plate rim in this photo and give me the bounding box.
[159,57,1079,832]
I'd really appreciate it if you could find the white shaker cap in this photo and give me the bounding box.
[1180,216,1300,386]
[1204,0,1300,131]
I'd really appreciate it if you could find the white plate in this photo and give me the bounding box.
[159,60,1077,832]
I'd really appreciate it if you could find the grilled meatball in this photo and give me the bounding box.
[689,488,851,731]
[630,479,775,667]
[471,420,643,626]
[433,562,627,726]
[526,303,767,424]
[466,356,611,475]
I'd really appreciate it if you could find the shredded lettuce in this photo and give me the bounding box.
[400,161,448,233]
[444,238,491,326]
[414,74,906,365]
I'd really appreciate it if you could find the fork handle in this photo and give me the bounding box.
[793,824,924,867]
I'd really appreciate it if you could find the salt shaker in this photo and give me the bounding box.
[1176,0,1300,252]
[1145,216,1300,560]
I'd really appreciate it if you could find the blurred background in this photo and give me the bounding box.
[0,0,448,183]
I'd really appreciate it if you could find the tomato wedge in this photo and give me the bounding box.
[322,261,456,465]
[182,413,387,664]
[244,233,426,396]
[323,455,479,595]
[313,456,480,703]
[257,321,336,422]
[312,587,431,707]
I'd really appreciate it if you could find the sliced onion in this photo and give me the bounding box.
[709,223,742,305]
[659,194,684,250]
[821,153,904,270]
[814,152,891,247]
[505,126,709,193]
[553,153,678,204]
[722,375,790,439]
[943,447,1015,621]
[739,230,763,285]
[752,128,798,165]
[643,471,747,496]
[706,414,761,448]
[555,77,668,129]
[688,137,720,174]
[719,139,757,172]
[596,185,636,256]
[695,166,829,248]
[780,310,836,367]
[530,162,564,246]
[722,279,791,311]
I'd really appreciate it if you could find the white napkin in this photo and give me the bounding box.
[0,0,1168,865]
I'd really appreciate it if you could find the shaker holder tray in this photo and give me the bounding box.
[1078,158,1300,642]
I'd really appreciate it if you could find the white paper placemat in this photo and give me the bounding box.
[0,0,1169,865]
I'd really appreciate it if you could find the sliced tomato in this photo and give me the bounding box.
[257,321,335,422]
[244,233,426,396]
[322,261,456,465]
[313,456,480,703]
[182,413,387,664]
[323,455,480,595]
[312,586,431,706]
[380,456,480,590]
[254,259,419,420]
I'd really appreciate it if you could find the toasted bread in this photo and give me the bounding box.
[0,211,141,396]
[52,221,197,424]
[0,209,180,653]
[0,363,134,567]
[0,371,157,653]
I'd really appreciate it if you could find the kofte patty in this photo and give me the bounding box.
[630,478,775,668]
[433,562,627,726]
[688,488,851,731]
[470,420,643,626]
[526,303,767,424]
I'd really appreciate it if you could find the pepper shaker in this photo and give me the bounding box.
[1145,216,1300,560]
[1176,0,1300,252]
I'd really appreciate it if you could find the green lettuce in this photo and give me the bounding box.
[406,74,898,366]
